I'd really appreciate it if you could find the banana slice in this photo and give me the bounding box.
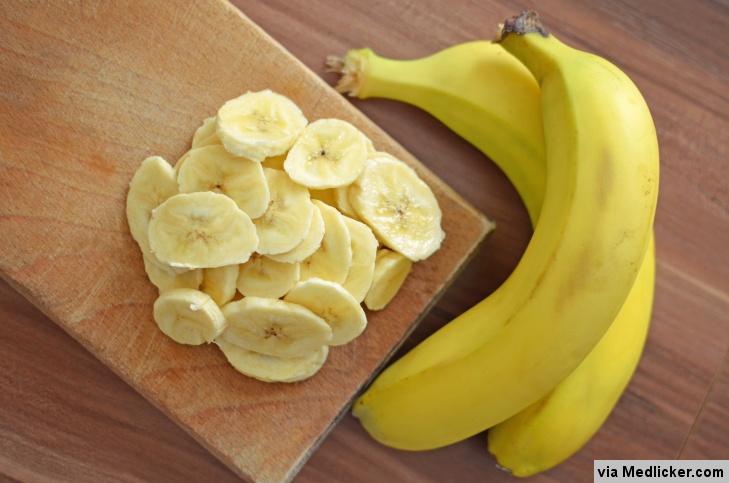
[284,118,368,189]
[299,200,352,284]
[266,201,325,264]
[143,254,203,294]
[364,248,413,311]
[335,185,360,220]
[236,254,300,299]
[191,115,220,149]
[200,264,239,307]
[216,335,328,383]
[221,297,332,358]
[253,168,314,255]
[341,217,379,303]
[153,288,227,345]
[126,156,180,270]
[148,192,258,269]
[284,278,367,346]
[177,144,270,219]
[349,152,445,261]
[216,89,308,162]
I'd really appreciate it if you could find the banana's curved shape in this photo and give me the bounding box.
[488,235,654,475]
[330,37,657,474]
[330,10,659,452]
[328,41,546,225]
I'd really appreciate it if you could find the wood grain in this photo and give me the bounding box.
[2,0,728,482]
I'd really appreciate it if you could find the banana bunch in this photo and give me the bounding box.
[126,89,446,383]
[328,10,659,474]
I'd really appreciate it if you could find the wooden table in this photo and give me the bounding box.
[1,0,727,481]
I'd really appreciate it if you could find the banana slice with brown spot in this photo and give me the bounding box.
[216,89,308,162]
[177,144,270,219]
[148,192,258,269]
[284,118,368,189]
[220,297,332,358]
[349,152,445,261]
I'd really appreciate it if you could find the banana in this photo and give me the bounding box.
[237,253,301,299]
[253,167,314,255]
[126,155,183,274]
[343,10,659,451]
[200,264,239,307]
[220,296,332,358]
[299,200,353,284]
[363,248,413,311]
[328,41,545,224]
[284,278,367,346]
[488,234,655,476]
[266,201,326,264]
[216,334,329,383]
[177,144,270,219]
[191,115,220,149]
[284,118,369,189]
[216,89,308,162]
[153,288,227,345]
[148,192,259,269]
[341,216,379,303]
[143,254,203,294]
[331,31,659,472]
[349,152,445,262]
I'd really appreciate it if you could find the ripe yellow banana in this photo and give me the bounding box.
[329,20,657,474]
[330,10,659,452]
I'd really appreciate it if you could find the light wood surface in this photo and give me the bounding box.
[1,0,728,482]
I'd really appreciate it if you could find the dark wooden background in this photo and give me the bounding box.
[1,0,727,481]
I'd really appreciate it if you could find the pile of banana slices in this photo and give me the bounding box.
[126,89,445,383]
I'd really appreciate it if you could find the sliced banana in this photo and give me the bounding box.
[236,254,300,299]
[253,168,314,255]
[284,278,367,346]
[200,264,239,307]
[299,200,352,284]
[126,156,179,266]
[266,201,325,264]
[284,118,368,189]
[349,152,445,261]
[177,144,270,219]
[216,89,308,162]
[191,115,220,148]
[148,192,258,269]
[341,217,379,303]
[153,288,227,345]
[335,185,360,220]
[216,335,329,383]
[221,297,332,358]
[143,254,203,294]
[364,248,413,311]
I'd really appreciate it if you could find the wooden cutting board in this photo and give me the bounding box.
[0,1,491,481]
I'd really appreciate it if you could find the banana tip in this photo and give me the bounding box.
[498,10,549,40]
